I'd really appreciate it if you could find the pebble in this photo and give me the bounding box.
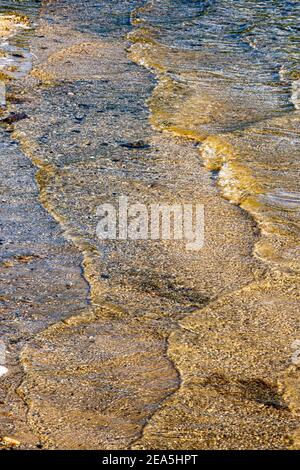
[119,140,150,149]
[0,436,21,447]
[0,112,28,124]
[0,366,8,377]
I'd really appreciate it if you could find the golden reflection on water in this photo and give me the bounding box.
[129,0,300,272]
[1,0,300,450]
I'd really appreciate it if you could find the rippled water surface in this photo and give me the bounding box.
[1,0,39,11]
[130,0,300,271]
[0,0,300,450]
[0,0,40,83]
[3,1,299,268]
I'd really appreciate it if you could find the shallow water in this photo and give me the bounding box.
[0,0,40,84]
[129,0,300,272]
[0,0,300,450]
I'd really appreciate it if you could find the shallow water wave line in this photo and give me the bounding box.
[128,0,300,449]
[0,1,40,94]
[129,0,300,274]
[0,13,31,84]
[0,0,299,450]
[6,0,260,449]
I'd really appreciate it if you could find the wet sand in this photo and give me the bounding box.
[0,0,300,449]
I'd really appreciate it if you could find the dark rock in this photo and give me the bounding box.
[119,140,151,150]
[0,112,28,125]
[100,273,110,279]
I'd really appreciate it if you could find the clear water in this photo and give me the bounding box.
[1,0,299,450]
[0,0,40,16]
[0,1,40,84]
[129,0,300,272]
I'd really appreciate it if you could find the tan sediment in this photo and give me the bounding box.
[13,110,263,447]
[18,303,178,449]
[128,2,300,450]
[31,40,118,83]
[8,21,180,448]
[6,0,300,450]
[133,271,300,449]
[128,35,268,241]
[0,13,30,39]
[128,11,300,271]
[12,131,107,306]
[13,29,116,304]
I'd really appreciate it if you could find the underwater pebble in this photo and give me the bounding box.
[0,436,20,447]
[0,366,8,377]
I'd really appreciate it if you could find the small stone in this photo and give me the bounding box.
[0,436,20,447]
[0,112,28,125]
[74,115,85,122]
[100,273,110,279]
[0,366,8,377]
[119,140,150,150]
